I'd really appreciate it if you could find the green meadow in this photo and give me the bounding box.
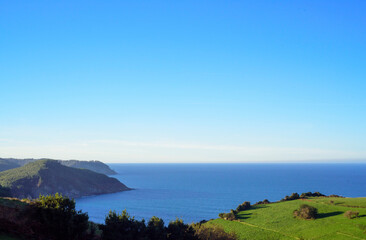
[208,197,366,240]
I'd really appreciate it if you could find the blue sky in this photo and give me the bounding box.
[1,1,365,163]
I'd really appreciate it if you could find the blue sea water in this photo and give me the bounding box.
[75,163,366,224]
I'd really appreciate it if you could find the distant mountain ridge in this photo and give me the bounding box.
[0,159,129,198]
[0,158,117,175]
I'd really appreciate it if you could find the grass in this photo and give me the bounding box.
[209,197,366,240]
[0,234,21,240]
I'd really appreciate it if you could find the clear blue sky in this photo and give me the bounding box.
[1,0,365,163]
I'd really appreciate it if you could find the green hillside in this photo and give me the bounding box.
[60,160,117,175]
[0,158,117,175]
[0,159,129,199]
[0,159,23,172]
[209,197,366,240]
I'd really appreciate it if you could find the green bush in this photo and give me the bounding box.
[293,204,318,220]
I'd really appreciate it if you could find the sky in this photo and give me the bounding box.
[1,0,366,163]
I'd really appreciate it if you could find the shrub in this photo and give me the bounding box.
[218,211,236,221]
[146,216,167,240]
[167,218,195,240]
[344,210,359,219]
[300,192,325,198]
[282,193,300,201]
[33,193,89,240]
[293,204,318,220]
[236,201,251,211]
[192,224,237,240]
[102,209,146,240]
[328,194,343,198]
[255,199,270,205]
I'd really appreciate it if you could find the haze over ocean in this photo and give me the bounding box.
[76,163,366,224]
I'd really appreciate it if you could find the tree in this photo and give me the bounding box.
[146,216,166,240]
[34,193,89,240]
[102,209,146,240]
[167,218,195,240]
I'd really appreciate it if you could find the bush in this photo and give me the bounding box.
[344,210,359,219]
[33,193,89,240]
[218,211,236,221]
[282,193,300,201]
[236,201,251,211]
[255,199,270,205]
[167,218,195,240]
[102,209,146,240]
[293,204,318,220]
[299,192,325,198]
[192,224,237,240]
[146,216,166,240]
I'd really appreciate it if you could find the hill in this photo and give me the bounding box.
[0,159,20,172]
[59,160,117,175]
[208,197,366,239]
[0,159,129,199]
[0,158,117,175]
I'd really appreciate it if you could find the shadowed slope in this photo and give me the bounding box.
[0,160,129,198]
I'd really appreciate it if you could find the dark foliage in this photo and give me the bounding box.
[293,204,318,220]
[146,216,166,240]
[101,209,147,240]
[167,218,196,240]
[255,199,270,205]
[281,193,300,202]
[299,192,325,198]
[102,210,237,240]
[218,210,237,221]
[33,193,89,240]
[236,201,251,211]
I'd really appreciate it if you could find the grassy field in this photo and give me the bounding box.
[208,197,366,240]
[0,234,21,240]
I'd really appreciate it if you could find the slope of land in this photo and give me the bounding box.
[60,160,117,175]
[0,158,117,175]
[0,159,129,198]
[209,197,366,240]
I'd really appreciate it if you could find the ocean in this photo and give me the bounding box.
[75,163,366,224]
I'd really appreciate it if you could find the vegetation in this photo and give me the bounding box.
[33,193,90,240]
[102,210,236,240]
[0,158,117,175]
[344,210,359,219]
[0,159,129,198]
[236,201,251,212]
[1,193,366,239]
[59,160,117,175]
[293,204,318,219]
[210,196,366,239]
